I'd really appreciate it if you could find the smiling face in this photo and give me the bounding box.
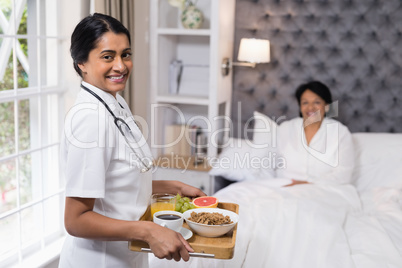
[300,89,327,124]
[78,32,132,97]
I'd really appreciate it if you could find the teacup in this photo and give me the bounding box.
[153,210,183,232]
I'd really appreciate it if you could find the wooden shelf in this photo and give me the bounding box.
[154,155,211,172]
[156,95,210,105]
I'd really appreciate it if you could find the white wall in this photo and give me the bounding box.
[60,0,90,112]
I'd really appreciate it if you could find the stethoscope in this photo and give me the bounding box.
[81,84,153,173]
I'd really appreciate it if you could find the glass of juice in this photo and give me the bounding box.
[150,193,176,217]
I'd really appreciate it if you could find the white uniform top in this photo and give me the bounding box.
[276,117,354,185]
[59,82,152,268]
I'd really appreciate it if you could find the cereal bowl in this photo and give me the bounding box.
[183,208,239,238]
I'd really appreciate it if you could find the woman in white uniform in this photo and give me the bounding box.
[278,80,354,186]
[59,13,205,267]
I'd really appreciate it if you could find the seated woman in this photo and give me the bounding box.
[277,80,355,186]
[214,80,354,190]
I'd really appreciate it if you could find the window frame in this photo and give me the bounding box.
[0,0,66,266]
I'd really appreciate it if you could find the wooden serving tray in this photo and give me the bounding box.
[129,202,239,259]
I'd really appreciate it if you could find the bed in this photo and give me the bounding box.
[148,120,402,268]
[147,0,402,264]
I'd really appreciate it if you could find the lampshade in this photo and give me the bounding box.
[237,38,270,63]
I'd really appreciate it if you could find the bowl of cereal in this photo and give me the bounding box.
[183,208,239,238]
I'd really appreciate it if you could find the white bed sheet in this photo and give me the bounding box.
[358,187,402,256]
[148,179,402,268]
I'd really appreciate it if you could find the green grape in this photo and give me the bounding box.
[173,193,195,213]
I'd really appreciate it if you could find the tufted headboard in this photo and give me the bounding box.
[231,0,402,138]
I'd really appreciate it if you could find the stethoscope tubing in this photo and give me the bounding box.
[80,84,153,172]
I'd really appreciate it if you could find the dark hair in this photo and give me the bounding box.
[70,13,131,77]
[295,81,333,117]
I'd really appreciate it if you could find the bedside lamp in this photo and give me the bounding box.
[221,38,270,76]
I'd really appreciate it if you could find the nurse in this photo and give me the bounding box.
[59,13,205,267]
[278,80,355,186]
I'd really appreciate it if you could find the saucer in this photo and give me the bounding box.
[180,227,193,240]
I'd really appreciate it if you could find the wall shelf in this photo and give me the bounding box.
[157,28,211,36]
[150,0,236,194]
[156,95,210,106]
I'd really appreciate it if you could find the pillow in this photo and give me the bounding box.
[209,138,254,181]
[252,111,278,158]
[352,133,402,193]
[209,111,279,182]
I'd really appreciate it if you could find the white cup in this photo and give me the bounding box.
[153,210,183,232]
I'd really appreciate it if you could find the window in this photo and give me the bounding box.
[0,0,65,266]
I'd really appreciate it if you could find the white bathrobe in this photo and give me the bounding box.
[276,117,355,184]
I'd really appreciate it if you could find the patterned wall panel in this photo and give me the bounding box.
[231,0,402,137]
